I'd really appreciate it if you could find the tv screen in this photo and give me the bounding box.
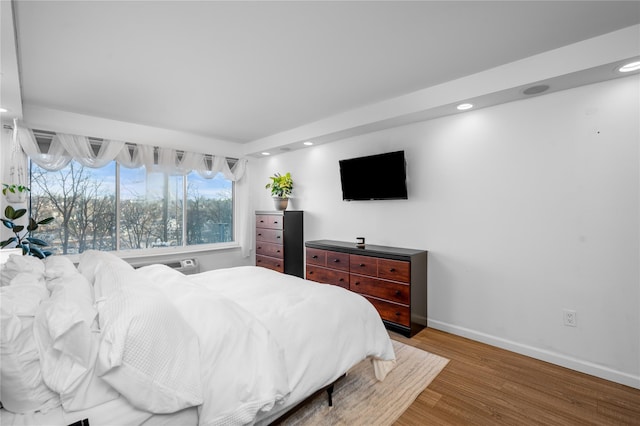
[339,151,408,201]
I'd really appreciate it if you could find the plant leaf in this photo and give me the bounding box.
[25,237,48,247]
[12,225,24,233]
[0,237,17,248]
[5,205,15,219]
[31,247,46,259]
[12,209,27,220]
[27,218,38,232]
[2,219,14,229]
[37,217,54,225]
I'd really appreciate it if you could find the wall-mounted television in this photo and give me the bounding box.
[339,150,408,201]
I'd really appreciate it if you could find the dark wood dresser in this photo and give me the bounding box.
[305,239,427,337]
[255,210,303,278]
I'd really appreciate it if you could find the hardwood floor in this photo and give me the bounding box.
[391,328,640,425]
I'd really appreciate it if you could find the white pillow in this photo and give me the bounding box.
[44,255,78,280]
[96,266,202,413]
[34,267,119,411]
[1,255,45,287]
[0,278,60,414]
[77,250,133,287]
[92,256,136,300]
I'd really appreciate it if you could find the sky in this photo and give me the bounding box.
[31,161,232,201]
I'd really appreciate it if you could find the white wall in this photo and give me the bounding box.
[250,76,640,388]
[0,128,18,243]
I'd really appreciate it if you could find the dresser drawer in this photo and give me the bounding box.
[306,265,349,289]
[256,214,283,230]
[350,275,410,305]
[306,248,327,266]
[256,228,283,244]
[350,254,377,277]
[326,251,350,272]
[364,296,411,327]
[256,255,284,273]
[256,241,284,258]
[378,259,410,283]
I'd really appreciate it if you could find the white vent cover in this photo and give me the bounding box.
[134,258,199,275]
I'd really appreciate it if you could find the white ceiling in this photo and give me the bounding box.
[2,1,640,156]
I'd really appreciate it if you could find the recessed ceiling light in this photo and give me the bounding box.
[0,108,8,113]
[261,152,271,156]
[457,103,473,111]
[619,61,640,73]
[303,141,313,146]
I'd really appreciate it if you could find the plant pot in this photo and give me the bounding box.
[4,192,27,204]
[273,197,289,211]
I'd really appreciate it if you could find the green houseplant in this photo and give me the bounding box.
[1,191,54,259]
[2,183,30,203]
[265,172,293,210]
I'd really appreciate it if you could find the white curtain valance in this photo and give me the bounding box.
[9,120,28,187]
[15,126,247,181]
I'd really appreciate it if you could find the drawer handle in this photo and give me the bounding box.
[259,220,264,223]
[395,290,401,296]
[354,281,360,285]
[277,264,281,267]
[274,221,278,224]
[390,268,396,272]
[309,271,313,274]
[312,255,318,259]
[395,312,401,316]
[277,250,281,253]
[359,263,365,267]
[277,236,281,239]
[339,278,344,282]
[258,246,262,249]
[257,260,262,263]
[258,233,262,236]
[333,259,340,263]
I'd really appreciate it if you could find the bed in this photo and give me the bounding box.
[0,251,396,426]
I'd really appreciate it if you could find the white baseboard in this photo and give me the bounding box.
[427,319,640,390]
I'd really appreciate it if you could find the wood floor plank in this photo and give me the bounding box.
[391,329,640,426]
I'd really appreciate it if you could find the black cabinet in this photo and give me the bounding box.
[255,211,303,278]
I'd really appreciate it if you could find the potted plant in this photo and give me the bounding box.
[1,204,54,259]
[265,172,293,210]
[2,183,30,203]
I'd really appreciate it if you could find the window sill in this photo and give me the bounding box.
[62,242,241,264]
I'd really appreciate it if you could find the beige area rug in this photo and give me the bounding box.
[280,340,449,425]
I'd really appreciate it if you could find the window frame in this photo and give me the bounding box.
[27,146,238,258]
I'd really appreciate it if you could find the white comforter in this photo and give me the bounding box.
[139,265,291,426]
[186,266,396,422]
[1,264,395,426]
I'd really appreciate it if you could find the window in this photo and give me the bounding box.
[29,160,233,255]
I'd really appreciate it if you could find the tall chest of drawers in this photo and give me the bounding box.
[255,210,303,278]
[305,239,427,337]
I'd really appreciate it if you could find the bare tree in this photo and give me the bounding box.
[32,163,88,253]
[187,185,232,244]
[68,181,115,252]
[120,199,162,249]
[91,195,116,250]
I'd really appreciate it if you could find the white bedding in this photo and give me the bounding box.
[0,398,199,426]
[139,266,290,425]
[186,265,396,423]
[1,259,395,426]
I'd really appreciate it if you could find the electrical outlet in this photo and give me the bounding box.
[563,309,577,327]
